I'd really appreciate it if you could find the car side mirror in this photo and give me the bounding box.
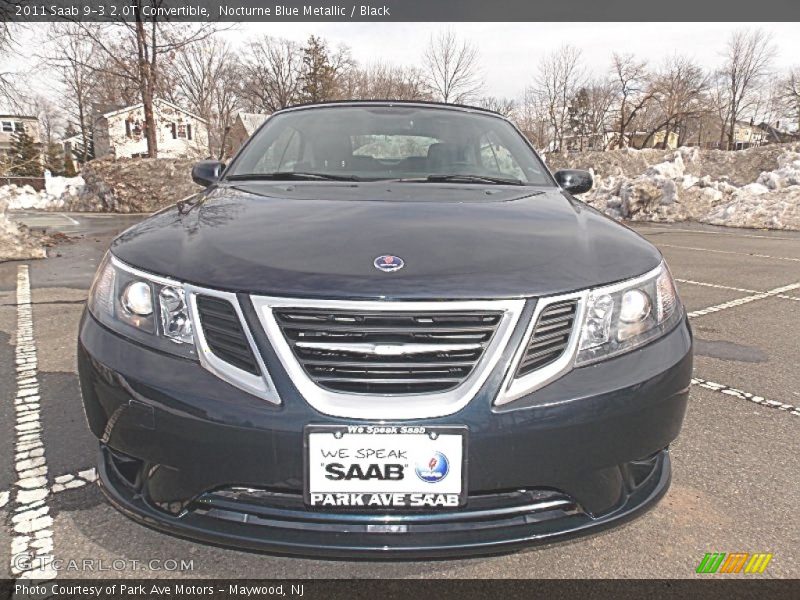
[554,169,593,195]
[191,160,225,187]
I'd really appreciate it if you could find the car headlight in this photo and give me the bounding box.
[87,253,196,358]
[576,261,682,366]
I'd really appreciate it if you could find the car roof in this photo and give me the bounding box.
[274,100,508,120]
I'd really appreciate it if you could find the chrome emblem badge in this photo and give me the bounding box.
[374,255,405,272]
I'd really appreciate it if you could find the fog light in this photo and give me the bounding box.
[121,281,153,316]
[620,289,651,323]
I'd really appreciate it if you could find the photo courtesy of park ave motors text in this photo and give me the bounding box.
[0,0,799,586]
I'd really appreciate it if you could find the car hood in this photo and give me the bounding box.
[111,182,662,299]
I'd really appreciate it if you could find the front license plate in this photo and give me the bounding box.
[305,425,467,509]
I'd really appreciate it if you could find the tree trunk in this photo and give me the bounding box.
[727,106,736,151]
[78,102,88,163]
[135,16,158,158]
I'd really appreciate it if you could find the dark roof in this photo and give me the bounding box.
[0,115,37,120]
[756,122,800,143]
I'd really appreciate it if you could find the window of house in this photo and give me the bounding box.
[1,121,12,132]
[125,119,143,138]
[14,122,24,132]
[177,124,187,139]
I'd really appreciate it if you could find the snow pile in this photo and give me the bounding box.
[555,144,800,230]
[63,158,200,212]
[0,197,46,261]
[45,174,84,201]
[0,176,84,210]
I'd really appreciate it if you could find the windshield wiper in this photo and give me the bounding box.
[227,172,361,182]
[396,174,525,185]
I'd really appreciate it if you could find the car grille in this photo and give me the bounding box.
[272,308,504,394]
[196,295,260,375]
[515,300,578,377]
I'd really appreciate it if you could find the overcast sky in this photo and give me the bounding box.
[229,22,800,97]
[5,22,800,105]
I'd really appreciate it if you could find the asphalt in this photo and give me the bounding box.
[1,213,798,579]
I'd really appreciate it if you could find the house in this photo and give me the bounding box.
[731,120,769,150]
[628,129,680,150]
[62,132,91,165]
[0,115,42,159]
[226,112,270,156]
[755,122,800,145]
[93,99,209,159]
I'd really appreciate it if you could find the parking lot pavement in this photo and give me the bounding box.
[1,214,798,579]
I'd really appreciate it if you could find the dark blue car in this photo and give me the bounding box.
[78,102,692,557]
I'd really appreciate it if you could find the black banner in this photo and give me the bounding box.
[2,0,800,22]
[2,580,800,600]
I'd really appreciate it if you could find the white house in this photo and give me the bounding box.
[93,99,209,159]
[0,115,42,158]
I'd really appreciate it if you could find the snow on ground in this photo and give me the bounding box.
[0,197,46,261]
[559,145,800,231]
[0,175,84,260]
[46,174,84,200]
[0,175,84,210]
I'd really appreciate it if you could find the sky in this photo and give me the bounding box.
[226,22,800,98]
[4,22,800,107]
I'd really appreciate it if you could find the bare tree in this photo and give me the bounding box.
[423,30,483,104]
[532,45,585,152]
[41,24,98,163]
[63,6,221,157]
[0,23,25,110]
[211,62,242,159]
[343,62,431,101]
[786,68,800,131]
[240,36,303,112]
[642,55,708,148]
[567,79,615,151]
[719,29,776,149]
[513,87,552,151]
[168,36,240,156]
[29,95,64,145]
[609,53,655,149]
[478,96,516,117]
[750,79,789,130]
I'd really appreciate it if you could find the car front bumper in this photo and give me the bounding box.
[78,309,692,558]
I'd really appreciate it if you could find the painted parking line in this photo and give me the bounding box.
[692,378,800,417]
[676,278,800,305]
[660,243,800,263]
[55,213,80,226]
[687,282,800,318]
[9,265,56,580]
[51,468,97,494]
[638,227,799,241]
[675,278,758,294]
[0,468,97,509]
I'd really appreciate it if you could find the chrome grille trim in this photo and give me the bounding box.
[495,290,587,407]
[515,300,579,377]
[273,306,503,395]
[251,296,525,419]
[186,285,281,405]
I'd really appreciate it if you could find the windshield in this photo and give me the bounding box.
[227,105,554,186]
